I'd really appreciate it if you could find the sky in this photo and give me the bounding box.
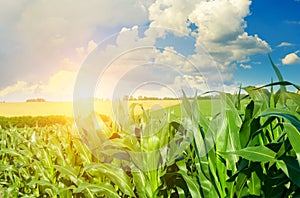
[0,0,299,102]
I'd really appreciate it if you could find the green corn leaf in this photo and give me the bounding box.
[268,54,286,87]
[255,81,300,91]
[181,91,198,121]
[260,108,300,131]
[221,146,276,162]
[74,182,120,198]
[131,167,152,198]
[244,86,270,112]
[178,159,212,197]
[0,148,23,157]
[53,165,80,185]
[29,179,58,192]
[268,54,287,104]
[239,100,254,148]
[248,171,261,196]
[84,163,135,197]
[224,109,242,156]
[286,92,300,107]
[216,93,242,153]
[283,123,300,164]
[178,170,201,198]
[277,156,300,187]
[236,173,248,196]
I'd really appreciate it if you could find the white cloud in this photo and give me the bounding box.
[154,47,195,73]
[0,71,77,102]
[0,81,28,97]
[174,75,206,90]
[282,52,300,65]
[147,0,270,78]
[188,0,270,63]
[148,0,196,34]
[277,42,295,47]
[190,0,249,42]
[222,33,270,62]
[253,61,261,65]
[222,84,240,94]
[240,63,252,69]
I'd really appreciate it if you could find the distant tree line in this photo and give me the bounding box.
[26,98,46,102]
[123,96,179,100]
[122,94,249,101]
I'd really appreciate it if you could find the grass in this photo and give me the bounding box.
[1,57,300,197]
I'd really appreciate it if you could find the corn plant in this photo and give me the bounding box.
[160,56,300,197]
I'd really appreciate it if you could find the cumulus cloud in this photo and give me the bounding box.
[189,1,271,63]
[277,42,295,47]
[146,0,271,91]
[282,52,300,65]
[148,0,197,34]
[146,0,270,84]
[189,0,250,42]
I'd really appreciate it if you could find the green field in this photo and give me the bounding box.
[1,64,300,197]
[0,100,180,117]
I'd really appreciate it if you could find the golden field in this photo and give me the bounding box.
[0,100,180,117]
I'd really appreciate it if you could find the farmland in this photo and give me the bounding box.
[1,63,300,197]
[0,100,180,117]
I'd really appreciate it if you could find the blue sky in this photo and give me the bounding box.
[236,0,300,87]
[0,0,299,101]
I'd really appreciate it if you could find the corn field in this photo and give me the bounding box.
[1,58,300,197]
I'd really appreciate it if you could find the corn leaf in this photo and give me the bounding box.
[222,146,276,162]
